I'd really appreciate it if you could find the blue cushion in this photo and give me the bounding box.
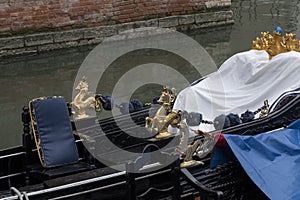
[31,97,79,167]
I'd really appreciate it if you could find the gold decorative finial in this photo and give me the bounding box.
[71,77,100,119]
[145,86,177,139]
[252,30,300,59]
[259,100,269,118]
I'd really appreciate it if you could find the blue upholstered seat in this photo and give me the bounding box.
[29,97,79,168]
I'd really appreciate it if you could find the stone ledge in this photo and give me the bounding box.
[83,26,117,39]
[178,15,195,25]
[54,30,84,43]
[205,0,231,9]
[0,10,234,57]
[193,19,234,29]
[25,33,53,47]
[158,16,179,28]
[0,47,37,57]
[0,37,24,50]
[195,10,233,24]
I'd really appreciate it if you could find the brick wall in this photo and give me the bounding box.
[0,0,229,35]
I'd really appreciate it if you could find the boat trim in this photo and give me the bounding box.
[0,152,25,159]
[2,171,126,200]
[2,167,172,200]
[49,168,171,200]
[0,172,26,180]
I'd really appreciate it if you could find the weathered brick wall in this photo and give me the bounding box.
[0,0,230,35]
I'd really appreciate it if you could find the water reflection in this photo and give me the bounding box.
[1,0,300,149]
[229,0,300,54]
[0,48,92,148]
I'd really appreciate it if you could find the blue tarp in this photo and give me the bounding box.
[224,119,300,200]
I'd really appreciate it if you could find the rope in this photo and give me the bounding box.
[22,192,29,200]
[10,187,23,200]
[10,187,29,200]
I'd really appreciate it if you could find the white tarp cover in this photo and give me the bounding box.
[173,50,300,131]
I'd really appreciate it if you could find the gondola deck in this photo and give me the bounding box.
[1,92,300,199]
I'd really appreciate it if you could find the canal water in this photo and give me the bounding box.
[1,0,300,149]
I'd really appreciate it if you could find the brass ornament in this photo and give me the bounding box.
[152,110,204,168]
[259,100,269,118]
[145,87,177,139]
[252,30,300,59]
[179,138,205,168]
[71,77,100,119]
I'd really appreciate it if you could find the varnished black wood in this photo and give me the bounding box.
[22,106,31,185]
[180,168,223,200]
[2,94,300,199]
[126,162,136,200]
[126,144,181,200]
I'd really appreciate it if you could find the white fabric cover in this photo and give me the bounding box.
[174,50,300,131]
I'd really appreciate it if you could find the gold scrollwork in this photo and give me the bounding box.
[71,77,99,119]
[252,30,300,59]
[145,87,177,139]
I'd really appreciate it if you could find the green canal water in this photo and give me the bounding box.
[1,0,300,149]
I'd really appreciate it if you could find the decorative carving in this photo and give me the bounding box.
[252,29,300,59]
[152,110,205,168]
[259,100,269,118]
[145,87,177,139]
[71,77,101,119]
[179,139,206,168]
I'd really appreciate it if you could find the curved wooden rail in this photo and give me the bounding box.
[180,168,223,200]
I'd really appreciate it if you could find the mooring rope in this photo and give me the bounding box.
[10,187,23,200]
[10,187,29,200]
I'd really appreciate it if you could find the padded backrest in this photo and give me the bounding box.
[29,97,79,168]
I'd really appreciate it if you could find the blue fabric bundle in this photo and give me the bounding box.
[119,102,134,114]
[118,99,143,114]
[130,99,143,112]
[240,110,255,123]
[101,95,114,111]
[214,113,241,130]
[213,114,231,130]
[227,113,241,126]
[186,112,202,126]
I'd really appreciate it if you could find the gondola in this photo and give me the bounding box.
[1,27,300,200]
